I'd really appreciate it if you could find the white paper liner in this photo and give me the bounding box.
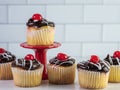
[27,26,54,45]
[78,69,109,89]
[11,65,43,87]
[0,62,13,80]
[47,64,76,84]
[109,65,120,82]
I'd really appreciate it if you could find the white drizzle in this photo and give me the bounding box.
[42,19,49,26]
[51,60,60,68]
[29,60,33,70]
[1,53,13,61]
[15,58,41,70]
[22,58,25,67]
[107,55,120,65]
[79,60,110,71]
[101,60,110,69]
[59,61,73,66]
[116,57,120,65]
[108,55,113,65]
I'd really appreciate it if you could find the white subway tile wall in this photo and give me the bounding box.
[0,0,119,61]
[46,5,83,23]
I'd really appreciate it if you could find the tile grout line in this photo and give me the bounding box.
[64,24,66,42]
[25,0,28,5]
[102,0,104,5]
[64,0,66,5]
[45,5,47,18]
[117,42,119,49]
[82,5,84,24]
[6,42,9,50]
[16,3,120,6]
[101,24,104,42]
[6,5,9,24]
[81,42,83,58]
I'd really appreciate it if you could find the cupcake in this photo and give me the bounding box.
[77,55,110,89]
[47,53,76,84]
[26,13,55,45]
[104,51,120,82]
[11,54,43,87]
[0,48,16,80]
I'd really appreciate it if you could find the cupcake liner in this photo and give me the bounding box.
[78,69,109,89]
[47,64,76,84]
[109,65,120,82]
[27,26,54,45]
[11,65,43,87]
[0,62,13,80]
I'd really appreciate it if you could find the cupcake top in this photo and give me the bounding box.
[12,54,42,70]
[77,55,110,73]
[49,53,75,66]
[104,51,120,65]
[0,48,16,63]
[26,13,55,28]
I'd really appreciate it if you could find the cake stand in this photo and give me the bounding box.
[20,42,61,80]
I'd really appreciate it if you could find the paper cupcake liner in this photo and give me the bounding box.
[27,26,54,45]
[0,62,13,80]
[109,65,120,82]
[47,64,76,84]
[78,69,109,89]
[11,65,43,87]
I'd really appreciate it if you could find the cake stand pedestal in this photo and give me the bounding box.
[20,42,61,80]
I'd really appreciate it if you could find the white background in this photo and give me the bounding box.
[0,0,120,61]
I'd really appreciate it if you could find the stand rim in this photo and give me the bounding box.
[20,42,61,49]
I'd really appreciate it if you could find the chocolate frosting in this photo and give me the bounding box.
[12,58,41,70]
[26,18,55,28]
[77,60,110,73]
[49,56,75,66]
[0,51,16,63]
[104,54,120,65]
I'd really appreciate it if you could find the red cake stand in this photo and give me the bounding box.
[20,42,61,80]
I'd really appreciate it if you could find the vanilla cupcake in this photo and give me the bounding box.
[104,51,120,82]
[47,53,76,84]
[26,13,55,45]
[77,55,110,89]
[0,48,16,80]
[11,54,43,87]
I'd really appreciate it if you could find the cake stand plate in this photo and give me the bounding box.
[20,42,61,80]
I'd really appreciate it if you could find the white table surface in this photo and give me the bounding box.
[0,78,120,90]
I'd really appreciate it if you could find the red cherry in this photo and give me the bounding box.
[24,54,34,60]
[32,13,42,20]
[113,51,120,58]
[90,55,99,63]
[0,48,5,53]
[57,53,68,61]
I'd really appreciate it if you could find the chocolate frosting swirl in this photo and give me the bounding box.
[12,58,41,70]
[49,56,75,66]
[104,54,120,65]
[77,60,110,73]
[26,18,55,28]
[0,51,16,63]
